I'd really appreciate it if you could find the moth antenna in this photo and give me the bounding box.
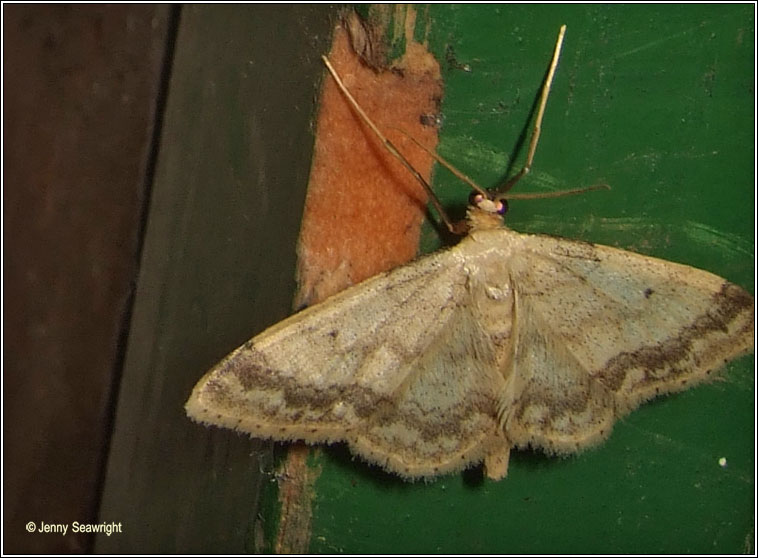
[321,55,462,234]
[498,24,566,195]
[502,183,611,201]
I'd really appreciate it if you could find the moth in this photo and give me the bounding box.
[186,26,754,481]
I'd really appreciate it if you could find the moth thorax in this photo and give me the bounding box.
[466,205,505,231]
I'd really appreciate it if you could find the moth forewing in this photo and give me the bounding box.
[491,228,754,454]
[186,237,512,478]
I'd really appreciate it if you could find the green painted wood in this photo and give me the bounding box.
[94,6,337,553]
[306,5,754,554]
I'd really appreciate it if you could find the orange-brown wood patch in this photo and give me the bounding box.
[295,14,442,307]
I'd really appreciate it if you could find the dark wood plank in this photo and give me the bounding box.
[94,6,337,553]
[3,5,171,553]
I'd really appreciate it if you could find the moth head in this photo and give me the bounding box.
[469,192,508,216]
[465,192,509,231]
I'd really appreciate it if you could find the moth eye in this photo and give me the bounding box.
[496,199,508,215]
[469,192,486,206]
